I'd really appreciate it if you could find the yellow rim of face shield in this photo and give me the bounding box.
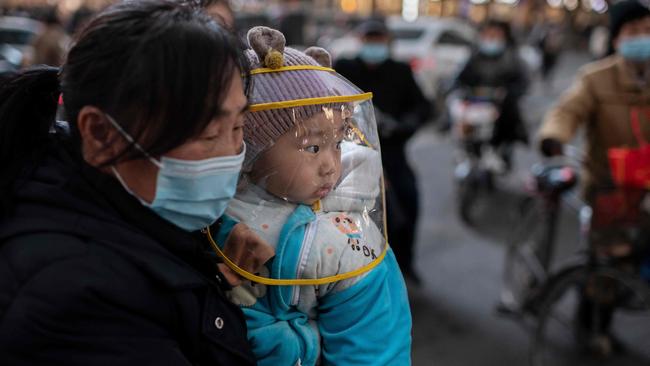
[205,224,389,286]
[248,93,373,113]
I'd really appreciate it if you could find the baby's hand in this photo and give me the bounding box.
[217,223,275,287]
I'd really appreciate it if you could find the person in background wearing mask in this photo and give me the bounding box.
[334,19,431,285]
[452,19,529,169]
[0,1,273,364]
[539,0,650,201]
[538,0,650,355]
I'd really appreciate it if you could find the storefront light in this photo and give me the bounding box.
[63,0,82,12]
[546,0,562,8]
[496,0,519,5]
[564,0,579,11]
[470,0,490,4]
[341,0,358,13]
[402,0,419,22]
[591,0,608,13]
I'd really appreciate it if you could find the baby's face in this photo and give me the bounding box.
[251,109,347,205]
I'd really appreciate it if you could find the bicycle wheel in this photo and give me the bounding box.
[531,265,650,366]
[500,197,549,312]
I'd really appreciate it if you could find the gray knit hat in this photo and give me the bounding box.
[244,26,366,168]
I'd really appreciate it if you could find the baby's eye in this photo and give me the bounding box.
[304,145,320,153]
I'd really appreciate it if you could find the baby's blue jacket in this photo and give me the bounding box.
[217,206,412,366]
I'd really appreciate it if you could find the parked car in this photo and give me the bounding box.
[388,16,476,102]
[0,16,42,74]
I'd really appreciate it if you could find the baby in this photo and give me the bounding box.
[215,26,411,366]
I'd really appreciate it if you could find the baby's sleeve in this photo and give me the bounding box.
[243,306,317,366]
[318,250,412,366]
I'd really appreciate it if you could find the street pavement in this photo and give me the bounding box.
[405,50,650,366]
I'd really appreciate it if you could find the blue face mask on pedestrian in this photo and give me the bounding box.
[479,40,505,56]
[106,114,245,232]
[359,43,389,64]
[619,35,650,62]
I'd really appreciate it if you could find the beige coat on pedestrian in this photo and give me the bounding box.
[538,54,650,196]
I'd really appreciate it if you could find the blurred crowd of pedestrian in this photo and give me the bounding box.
[2,0,650,364]
[0,5,93,71]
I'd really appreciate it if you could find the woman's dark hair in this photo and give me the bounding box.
[199,0,231,7]
[0,0,249,213]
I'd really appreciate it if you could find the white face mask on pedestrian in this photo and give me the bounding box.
[106,114,245,232]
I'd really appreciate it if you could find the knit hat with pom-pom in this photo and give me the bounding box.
[243,26,365,168]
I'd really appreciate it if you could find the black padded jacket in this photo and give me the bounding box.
[0,142,256,366]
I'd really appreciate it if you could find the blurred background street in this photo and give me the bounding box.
[407,49,591,365]
[3,0,650,365]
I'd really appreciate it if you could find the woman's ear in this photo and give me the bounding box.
[77,106,125,167]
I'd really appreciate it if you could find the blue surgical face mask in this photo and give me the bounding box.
[479,40,505,56]
[106,114,245,231]
[359,43,389,64]
[619,35,650,62]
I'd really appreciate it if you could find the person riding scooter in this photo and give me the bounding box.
[452,19,529,170]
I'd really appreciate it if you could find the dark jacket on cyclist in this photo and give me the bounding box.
[334,57,431,149]
[454,47,529,145]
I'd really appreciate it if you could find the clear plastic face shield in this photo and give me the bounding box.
[205,66,387,286]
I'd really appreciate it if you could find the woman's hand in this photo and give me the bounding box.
[217,223,275,286]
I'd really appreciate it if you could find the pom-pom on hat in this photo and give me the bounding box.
[243,26,368,169]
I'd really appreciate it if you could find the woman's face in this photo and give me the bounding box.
[112,71,248,203]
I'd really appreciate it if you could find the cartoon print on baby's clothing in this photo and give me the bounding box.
[332,214,361,250]
[226,265,269,307]
[331,213,377,259]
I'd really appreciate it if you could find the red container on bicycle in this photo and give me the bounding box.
[608,107,650,189]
